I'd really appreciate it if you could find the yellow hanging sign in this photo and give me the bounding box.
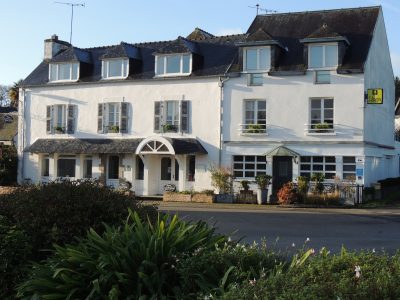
[367,88,383,104]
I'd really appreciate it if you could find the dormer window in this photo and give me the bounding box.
[243,47,271,72]
[309,44,338,69]
[155,54,191,76]
[49,63,79,82]
[102,59,129,79]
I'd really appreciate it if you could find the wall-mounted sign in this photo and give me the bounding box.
[367,88,383,104]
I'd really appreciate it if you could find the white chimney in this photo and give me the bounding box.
[44,34,70,60]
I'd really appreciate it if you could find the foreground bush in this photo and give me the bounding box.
[223,248,400,300]
[0,180,157,298]
[18,211,225,299]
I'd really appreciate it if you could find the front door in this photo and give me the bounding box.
[158,156,180,194]
[272,156,293,194]
[107,155,120,188]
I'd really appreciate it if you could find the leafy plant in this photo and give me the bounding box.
[18,211,226,299]
[311,173,325,194]
[240,180,250,191]
[297,176,309,202]
[277,182,298,204]
[54,126,65,133]
[246,124,264,133]
[162,124,177,132]
[108,125,120,133]
[210,166,233,194]
[255,174,272,190]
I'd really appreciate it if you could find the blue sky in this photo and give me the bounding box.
[1,0,400,85]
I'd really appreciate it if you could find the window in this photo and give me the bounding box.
[161,157,171,180]
[310,98,334,132]
[57,155,76,177]
[248,73,263,86]
[233,155,267,178]
[154,100,189,133]
[136,156,144,180]
[244,47,271,71]
[155,54,191,76]
[187,155,195,181]
[41,156,49,177]
[83,156,92,178]
[243,100,266,134]
[175,160,179,181]
[108,156,119,179]
[300,156,336,179]
[102,59,129,79]
[46,105,76,134]
[49,63,79,81]
[98,102,128,133]
[309,44,338,69]
[343,156,356,179]
[315,70,330,84]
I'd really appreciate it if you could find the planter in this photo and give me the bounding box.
[256,189,268,205]
[192,193,215,203]
[236,192,257,204]
[163,192,191,202]
[214,194,234,203]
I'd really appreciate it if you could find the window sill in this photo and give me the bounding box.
[240,132,268,136]
[154,73,191,78]
[48,79,79,83]
[101,76,128,80]
[242,70,269,74]
[308,67,337,71]
[305,132,337,136]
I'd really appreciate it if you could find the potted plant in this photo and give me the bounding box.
[162,124,177,133]
[312,122,332,133]
[246,124,264,134]
[109,125,119,133]
[54,126,65,134]
[237,179,255,204]
[255,174,272,205]
[210,166,234,203]
[240,180,251,194]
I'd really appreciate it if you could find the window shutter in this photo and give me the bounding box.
[120,102,128,133]
[154,101,162,132]
[46,105,53,134]
[67,105,75,134]
[180,100,189,132]
[97,103,104,133]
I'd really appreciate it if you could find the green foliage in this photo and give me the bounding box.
[0,180,156,260]
[297,176,309,200]
[311,173,325,194]
[209,166,233,194]
[0,145,17,185]
[246,123,264,133]
[8,79,23,108]
[177,240,285,298]
[0,215,32,299]
[277,182,298,204]
[223,249,400,300]
[254,174,272,190]
[240,180,250,191]
[18,211,225,299]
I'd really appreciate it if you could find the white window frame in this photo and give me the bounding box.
[315,70,331,84]
[164,101,179,127]
[49,62,79,82]
[54,104,66,131]
[243,46,271,72]
[308,43,338,70]
[300,156,336,180]
[309,98,334,132]
[233,155,267,179]
[102,59,129,79]
[343,156,356,180]
[107,103,120,128]
[57,155,76,178]
[155,54,192,77]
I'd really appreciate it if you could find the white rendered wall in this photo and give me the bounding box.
[20,77,221,192]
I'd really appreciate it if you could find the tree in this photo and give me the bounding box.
[0,85,9,106]
[8,80,23,109]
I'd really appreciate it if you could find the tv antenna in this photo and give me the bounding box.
[249,4,277,15]
[54,1,85,44]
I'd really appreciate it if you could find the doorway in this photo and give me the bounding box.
[272,156,293,194]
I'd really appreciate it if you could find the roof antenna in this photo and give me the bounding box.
[54,1,85,44]
[249,4,277,15]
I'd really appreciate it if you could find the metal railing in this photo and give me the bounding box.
[304,123,336,134]
[238,123,268,135]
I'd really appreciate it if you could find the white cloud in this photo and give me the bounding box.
[214,28,243,36]
[391,52,400,77]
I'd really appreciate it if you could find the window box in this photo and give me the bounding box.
[108,125,120,133]
[246,124,265,134]
[162,124,178,133]
[312,122,333,133]
[54,126,65,134]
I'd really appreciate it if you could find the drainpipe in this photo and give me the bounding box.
[218,76,230,168]
[18,87,26,183]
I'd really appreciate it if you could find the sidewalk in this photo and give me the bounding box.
[144,200,400,216]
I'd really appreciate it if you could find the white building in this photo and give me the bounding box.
[18,6,399,196]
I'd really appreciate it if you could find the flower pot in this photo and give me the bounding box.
[257,188,268,205]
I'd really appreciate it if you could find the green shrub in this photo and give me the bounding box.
[222,248,400,300]
[18,211,225,299]
[0,145,17,185]
[0,180,157,260]
[0,215,32,299]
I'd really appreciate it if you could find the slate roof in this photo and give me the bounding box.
[247,6,380,72]
[22,6,380,86]
[28,138,208,155]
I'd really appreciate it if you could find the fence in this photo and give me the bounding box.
[306,182,364,205]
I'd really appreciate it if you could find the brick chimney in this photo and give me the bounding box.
[44,34,70,60]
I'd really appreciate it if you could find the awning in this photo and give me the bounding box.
[28,139,142,154]
[264,145,300,157]
[28,138,208,155]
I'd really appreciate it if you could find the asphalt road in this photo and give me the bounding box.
[157,204,400,253]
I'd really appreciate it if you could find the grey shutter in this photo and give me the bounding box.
[120,102,128,133]
[67,105,75,134]
[46,105,53,134]
[97,103,104,133]
[154,101,162,132]
[180,100,189,133]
